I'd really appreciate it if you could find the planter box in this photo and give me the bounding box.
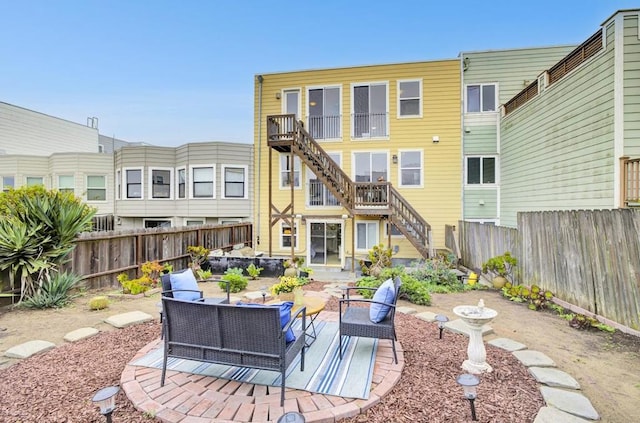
[208,256,286,277]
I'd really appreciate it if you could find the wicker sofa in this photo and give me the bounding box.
[160,297,306,406]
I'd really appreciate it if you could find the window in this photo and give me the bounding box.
[308,86,341,139]
[150,168,172,199]
[386,222,403,237]
[466,84,496,113]
[356,221,378,250]
[399,150,422,187]
[176,167,186,199]
[87,175,106,201]
[1,176,14,192]
[185,219,204,226]
[144,219,171,228]
[222,165,248,199]
[398,80,421,117]
[125,168,142,199]
[26,176,44,186]
[466,156,496,185]
[116,170,121,200]
[352,82,388,138]
[281,222,298,249]
[280,154,301,188]
[57,175,75,194]
[307,152,341,207]
[191,165,215,198]
[354,152,387,182]
[98,144,105,153]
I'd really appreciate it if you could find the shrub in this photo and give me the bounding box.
[408,258,459,287]
[270,276,302,295]
[20,272,82,309]
[220,267,248,293]
[117,260,162,294]
[195,269,213,281]
[246,263,263,280]
[359,244,393,276]
[187,245,210,271]
[89,296,109,310]
[482,252,517,280]
[355,272,432,306]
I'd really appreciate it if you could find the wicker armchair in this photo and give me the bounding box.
[338,276,402,364]
[161,297,306,406]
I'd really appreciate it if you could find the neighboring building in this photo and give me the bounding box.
[254,60,462,269]
[459,45,576,224]
[1,101,254,230]
[495,9,640,227]
[114,142,253,228]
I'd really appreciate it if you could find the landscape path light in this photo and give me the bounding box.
[434,314,449,339]
[456,373,480,421]
[260,285,268,303]
[92,385,120,423]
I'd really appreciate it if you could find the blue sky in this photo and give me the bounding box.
[1,1,638,147]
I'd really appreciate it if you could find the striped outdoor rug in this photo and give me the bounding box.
[132,321,378,400]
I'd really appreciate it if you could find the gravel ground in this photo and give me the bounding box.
[0,282,543,422]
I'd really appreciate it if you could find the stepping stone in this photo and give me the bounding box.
[397,306,417,315]
[244,291,267,301]
[104,311,153,328]
[529,367,580,390]
[513,350,556,367]
[488,337,527,352]
[534,406,592,423]
[415,311,438,322]
[540,387,599,421]
[64,327,100,342]
[446,318,493,337]
[4,340,56,359]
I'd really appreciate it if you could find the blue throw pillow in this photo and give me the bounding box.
[169,270,201,302]
[369,278,396,323]
[236,301,296,343]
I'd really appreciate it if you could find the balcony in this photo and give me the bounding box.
[352,113,388,139]
[308,179,340,207]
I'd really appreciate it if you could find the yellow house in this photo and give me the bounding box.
[253,60,461,270]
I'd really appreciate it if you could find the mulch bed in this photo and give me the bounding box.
[0,282,543,422]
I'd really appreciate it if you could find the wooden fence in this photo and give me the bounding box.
[458,209,640,332]
[66,223,253,289]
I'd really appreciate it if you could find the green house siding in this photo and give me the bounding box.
[499,30,616,227]
[463,126,497,154]
[463,188,498,218]
[624,14,640,156]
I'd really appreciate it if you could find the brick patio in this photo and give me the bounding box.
[121,311,404,422]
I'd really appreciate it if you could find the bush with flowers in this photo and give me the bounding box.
[270,276,302,296]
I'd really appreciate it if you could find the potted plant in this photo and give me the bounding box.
[270,275,302,301]
[283,256,304,277]
[299,266,313,279]
[482,252,517,289]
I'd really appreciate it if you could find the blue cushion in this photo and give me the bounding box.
[236,301,296,343]
[369,278,396,323]
[169,270,201,302]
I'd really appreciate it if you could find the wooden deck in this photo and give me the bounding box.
[121,311,404,422]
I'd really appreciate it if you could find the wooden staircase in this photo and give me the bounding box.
[267,114,433,258]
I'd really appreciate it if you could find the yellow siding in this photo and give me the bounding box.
[254,60,461,261]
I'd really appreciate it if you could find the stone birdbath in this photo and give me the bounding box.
[453,300,497,374]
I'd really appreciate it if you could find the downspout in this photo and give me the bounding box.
[256,75,263,248]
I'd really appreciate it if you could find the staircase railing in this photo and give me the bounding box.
[389,186,433,257]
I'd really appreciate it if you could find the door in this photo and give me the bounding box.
[308,221,343,266]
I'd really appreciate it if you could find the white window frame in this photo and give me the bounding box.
[176,166,187,199]
[385,222,403,237]
[352,151,389,183]
[189,164,216,199]
[279,154,301,189]
[148,167,173,200]
[143,218,172,228]
[1,175,14,192]
[26,176,44,187]
[220,218,241,225]
[221,164,248,199]
[350,81,389,139]
[116,169,121,200]
[464,83,498,113]
[398,149,423,188]
[280,221,299,250]
[98,144,105,153]
[124,167,144,200]
[184,218,205,226]
[57,175,75,194]
[306,151,342,208]
[465,156,498,186]
[306,85,342,140]
[281,87,302,118]
[355,220,379,252]
[86,175,107,202]
[397,79,422,118]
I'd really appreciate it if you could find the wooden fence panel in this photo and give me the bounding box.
[461,210,640,331]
